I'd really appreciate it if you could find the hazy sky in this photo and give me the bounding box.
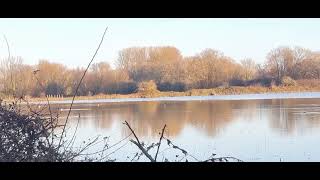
[0,18,320,68]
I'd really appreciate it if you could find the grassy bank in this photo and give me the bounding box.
[8,84,320,103]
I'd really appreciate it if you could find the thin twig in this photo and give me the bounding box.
[203,156,243,162]
[3,34,10,59]
[106,133,132,150]
[162,136,201,161]
[58,26,108,148]
[66,135,100,161]
[3,35,16,100]
[65,113,81,150]
[154,124,166,161]
[99,140,130,162]
[77,133,132,157]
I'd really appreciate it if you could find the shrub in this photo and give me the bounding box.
[104,81,137,94]
[229,79,246,86]
[0,105,63,161]
[281,76,297,86]
[157,82,188,92]
[296,79,320,87]
[137,80,159,97]
[218,82,229,88]
[30,86,43,97]
[45,82,64,96]
[137,80,157,92]
[246,78,275,87]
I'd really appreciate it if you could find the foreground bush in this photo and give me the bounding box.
[0,102,111,162]
[0,105,65,162]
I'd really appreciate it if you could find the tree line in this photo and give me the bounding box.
[1,46,319,98]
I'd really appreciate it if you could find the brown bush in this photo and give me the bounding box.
[137,80,159,97]
[0,105,63,161]
[281,76,297,86]
[297,79,320,87]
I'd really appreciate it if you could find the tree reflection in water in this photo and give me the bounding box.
[53,98,320,139]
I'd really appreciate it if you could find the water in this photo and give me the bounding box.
[38,94,320,162]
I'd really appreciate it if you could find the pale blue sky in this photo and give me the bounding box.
[0,18,320,68]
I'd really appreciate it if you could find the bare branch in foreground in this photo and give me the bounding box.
[124,121,155,162]
[154,124,166,161]
[58,26,108,148]
[124,121,242,162]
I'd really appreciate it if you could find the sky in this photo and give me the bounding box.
[0,18,320,68]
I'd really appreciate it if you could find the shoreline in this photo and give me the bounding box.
[15,91,320,105]
[4,86,320,105]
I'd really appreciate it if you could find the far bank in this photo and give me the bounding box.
[7,85,320,104]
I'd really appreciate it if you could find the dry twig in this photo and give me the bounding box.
[154,124,166,161]
[58,26,108,148]
[123,121,155,162]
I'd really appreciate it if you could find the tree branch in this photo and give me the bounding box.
[154,124,166,161]
[124,121,155,162]
[3,34,10,59]
[129,140,155,162]
[58,26,108,148]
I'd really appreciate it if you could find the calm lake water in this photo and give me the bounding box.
[41,95,320,162]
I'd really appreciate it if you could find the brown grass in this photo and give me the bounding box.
[296,79,320,88]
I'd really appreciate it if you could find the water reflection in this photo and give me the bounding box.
[266,99,320,135]
[51,98,320,139]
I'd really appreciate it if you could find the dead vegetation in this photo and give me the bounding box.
[124,121,242,162]
[0,103,62,162]
[0,99,113,162]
